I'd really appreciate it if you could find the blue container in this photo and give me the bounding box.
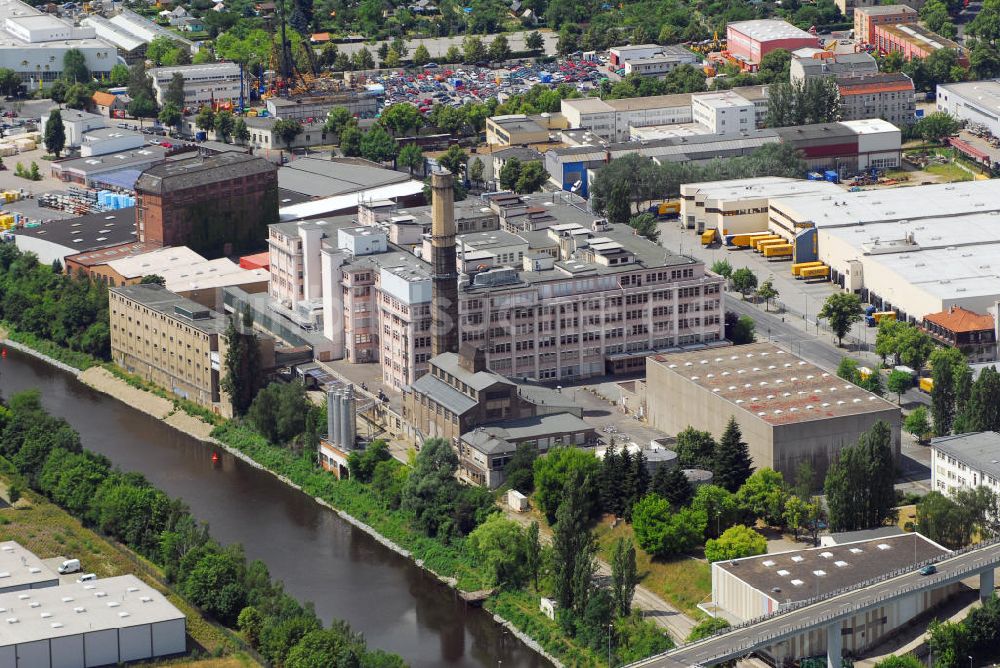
[539,72,552,83]
[196,131,207,141]
[824,170,839,183]
[806,171,822,180]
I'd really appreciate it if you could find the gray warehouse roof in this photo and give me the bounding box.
[716,533,947,603]
[10,207,136,252]
[409,373,478,415]
[932,432,1000,479]
[461,413,594,455]
[111,284,228,335]
[277,157,410,198]
[650,342,899,425]
[136,153,276,195]
[0,574,185,646]
[0,542,59,591]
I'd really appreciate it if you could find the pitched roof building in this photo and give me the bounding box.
[922,306,997,362]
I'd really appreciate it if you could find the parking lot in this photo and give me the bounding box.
[375,57,605,109]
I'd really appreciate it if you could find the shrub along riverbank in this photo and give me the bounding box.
[0,390,404,668]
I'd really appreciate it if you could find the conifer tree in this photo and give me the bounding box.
[714,417,754,492]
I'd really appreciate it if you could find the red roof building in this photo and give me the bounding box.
[922,306,997,363]
[239,251,270,271]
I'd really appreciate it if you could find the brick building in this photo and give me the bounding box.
[921,306,997,363]
[871,22,966,65]
[836,73,916,126]
[135,153,278,259]
[853,5,918,45]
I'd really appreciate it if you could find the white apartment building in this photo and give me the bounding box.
[268,200,727,390]
[691,90,756,135]
[150,62,241,107]
[0,0,117,89]
[931,432,1000,496]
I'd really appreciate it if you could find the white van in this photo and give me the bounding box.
[57,559,80,574]
[76,573,96,583]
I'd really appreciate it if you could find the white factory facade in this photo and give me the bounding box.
[0,0,117,89]
[150,63,242,108]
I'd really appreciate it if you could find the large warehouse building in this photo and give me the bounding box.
[937,79,1000,138]
[0,541,58,594]
[645,343,900,480]
[726,20,820,67]
[767,179,1000,321]
[712,533,955,664]
[0,574,186,667]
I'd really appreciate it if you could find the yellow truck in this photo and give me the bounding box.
[751,235,782,251]
[730,231,773,248]
[648,201,681,219]
[763,243,793,258]
[701,230,716,245]
[791,261,824,276]
[799,265,830,280]
[755,238,787,253]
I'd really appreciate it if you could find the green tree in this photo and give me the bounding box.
[887,370,913,404]
[468,156,484,184]
[914,111,960,143]
[931,346,967,435]
[488,34,511,62]
[286,629,359,668]
[339,123,363,156]
[324,106,353,136]
[714,417,753,493]
[756,279,778,311]
[730,267,758,298]
[139,274,165,285]
[610,537,639,616]
[704,524,767,562]
[165,72,186,108]
[412,44,431,65]
[526,31,545,52]
[346,440,391,482]
[735,468,786,525]
[525,521,542,588]
[917,490,977,549]
[380,103,423,136]
[792,460,816,499]
[499,157,522,190]
[551,468,596,609]
[874,655,924,668]
[444,45,462,64]
[824,420,897,531]
[515,161,547,194]
[109,63,129,87]
[652,464,693,508]
[44,110,66,158]
[127,93,157,119]
[360,125,398,163]
[764,77,841,127]
[837,357,860,384]
[214,110,236,142]
[533,446,600,522]
[687,617,730,641]
[273,119,303,151]
[467,514,528,588]
[606,180,631,225]
[181,547,247,625]
[632,494,706,558]
[691,484,740,539]
[63,83,90,110]
[62,48,90,83]
[818,292,863,346]
[627,212,660,242]
[783,494,809,540]
[234,118,250,144]
[967,366,1000,432]
[726,313,756,345]
[403,438,463,538]
[195,107,216,132]
[674,427,716,469]
[237,606,263,647]
[503,442,538,493]
[875,318,904,365]
[895,324,935,372]
[710,259,733,279]
[221,308,262,416]
[904,406,932,443]
[437,144,468,177]
[462,36,486,64]
[247,381,311,446]
[352,47,375,70]
[928,617,971,668]
[398,143,424,176]
[158,103,182,131]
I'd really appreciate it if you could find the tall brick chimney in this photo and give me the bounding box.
[431,168,459,356]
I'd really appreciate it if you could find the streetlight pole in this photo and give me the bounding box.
[608,622,614,668]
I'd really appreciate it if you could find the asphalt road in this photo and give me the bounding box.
[630,541,1000,668]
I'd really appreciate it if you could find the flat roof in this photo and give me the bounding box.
[111,284,228,335]
[691,90,754,109]
[278,157,410,198]
[716,533,947,604]
[650,342,898,425]
[770,180,1000,228]
[0,574,184,646]
[0,0,112,50]
[939,79,1000,116]
[682,176,843,202]
[856,4,917,14]
[932,432,1000,478]
[728,19,816,42]
[55,146,168,175]
[10,207,136,252]
[278,180,425,221]
[880,22,961,51]
[136,153,275,194]
[0,542,58,590]
[106,246,202,278]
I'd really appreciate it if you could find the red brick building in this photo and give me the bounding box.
[135,153,278,259]
[922,307,997,363]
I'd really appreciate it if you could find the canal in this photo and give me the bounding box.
[0,349,547,668]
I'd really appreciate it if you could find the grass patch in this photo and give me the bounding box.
[925,161,974,182]
[594,518,711,619]
[135,654,258,668]
[0,478,242,660]
[3,327,101,370]
[486,590,604,667]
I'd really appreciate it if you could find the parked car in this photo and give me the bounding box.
[76,573,97,582]
[920,564,937,576]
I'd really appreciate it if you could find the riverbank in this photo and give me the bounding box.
[1,338,571,666]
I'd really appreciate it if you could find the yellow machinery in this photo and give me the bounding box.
[701,230,716,245]
[791,261,824,276]
[919,377,934,393]
[763,243,793,258]
[800,265,830,280]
